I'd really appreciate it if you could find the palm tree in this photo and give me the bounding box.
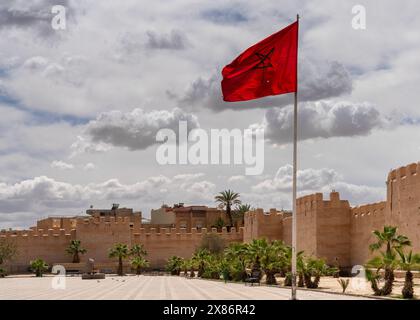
[246,239,265,278]
[234,204,251,225]
[202,254,221,279]
[215,190,241,227]
[367,226,411,295]
[224,243,248,281]
[192,248,211,277]
[369,226,411,254]
[189,259,197,278]
[212,217,226,231]
[219,257,232,282]
[165,256,183,275]
[30,259,49,277]
[301,257,334,289]
[396,248,420,299]
[365,253,398,296]
[131,256,150,275]
[66,240,87,263]
[131,244,147,258]
[181,259,191,277]
[282,246,305,287]
[109,243,130,276]
[259,240,287,285]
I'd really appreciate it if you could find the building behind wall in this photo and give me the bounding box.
[150,203,228,231]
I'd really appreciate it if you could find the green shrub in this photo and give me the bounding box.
[30,259,49,277]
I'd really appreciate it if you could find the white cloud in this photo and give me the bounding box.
[173,173,205,181]
[252,164,385,207]
[250,100,388,145]
[83,163,96,171]
[50,160,74,170]
[0,173,218,227]
[183,181,216,202]
[145,29,189,50]
[73,107,199,152]
[70,135,112,157]
[228,175,246,183]
[253,165,340,193]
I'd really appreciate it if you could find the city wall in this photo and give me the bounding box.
[350,202,386,266]
[133,227,243,267]
[386,163,420,253]
[0,229,75,273]
[244,162,420,268]
[1,162,419,273]
[1,217,243,271]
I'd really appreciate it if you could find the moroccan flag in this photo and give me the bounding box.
[221,21,298,102]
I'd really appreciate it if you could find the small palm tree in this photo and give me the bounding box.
[30,259,49,277]
[234,204,251,225]
[224,243,248,281]
[109,243,130,276]
[165,256,183,275]
[131,244,147,258]
[192,248,211,277]
[365,252,399,296]
[369,226,411,254]
[301,257,334,289]
[215,190,241,227]
[181,259,191,277]
[367,226,411,296]
[212,217,226,231]
[396,248,420,299]
[66,240,87,263]
[246,239,265,278]
[282,246,305,287]
[337,278,350,293]
[131,256,150,275]
[219,258,232,283]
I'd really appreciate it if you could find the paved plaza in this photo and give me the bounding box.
[0,275,372,300]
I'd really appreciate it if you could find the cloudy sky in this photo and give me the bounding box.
[1,0,420,228]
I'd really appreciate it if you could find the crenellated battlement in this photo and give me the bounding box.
[132,227,243,240]
[296,193,324,206]
[74,216,133,230]
[245,208,288,220]
[0,228,76,239]
[387,162,420,182]
[351,201,386,219]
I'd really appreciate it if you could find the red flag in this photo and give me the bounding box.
[221,21,298,102]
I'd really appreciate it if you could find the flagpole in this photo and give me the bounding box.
[291,13,299,301]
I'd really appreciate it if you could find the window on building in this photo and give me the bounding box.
[53,219,60,228]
